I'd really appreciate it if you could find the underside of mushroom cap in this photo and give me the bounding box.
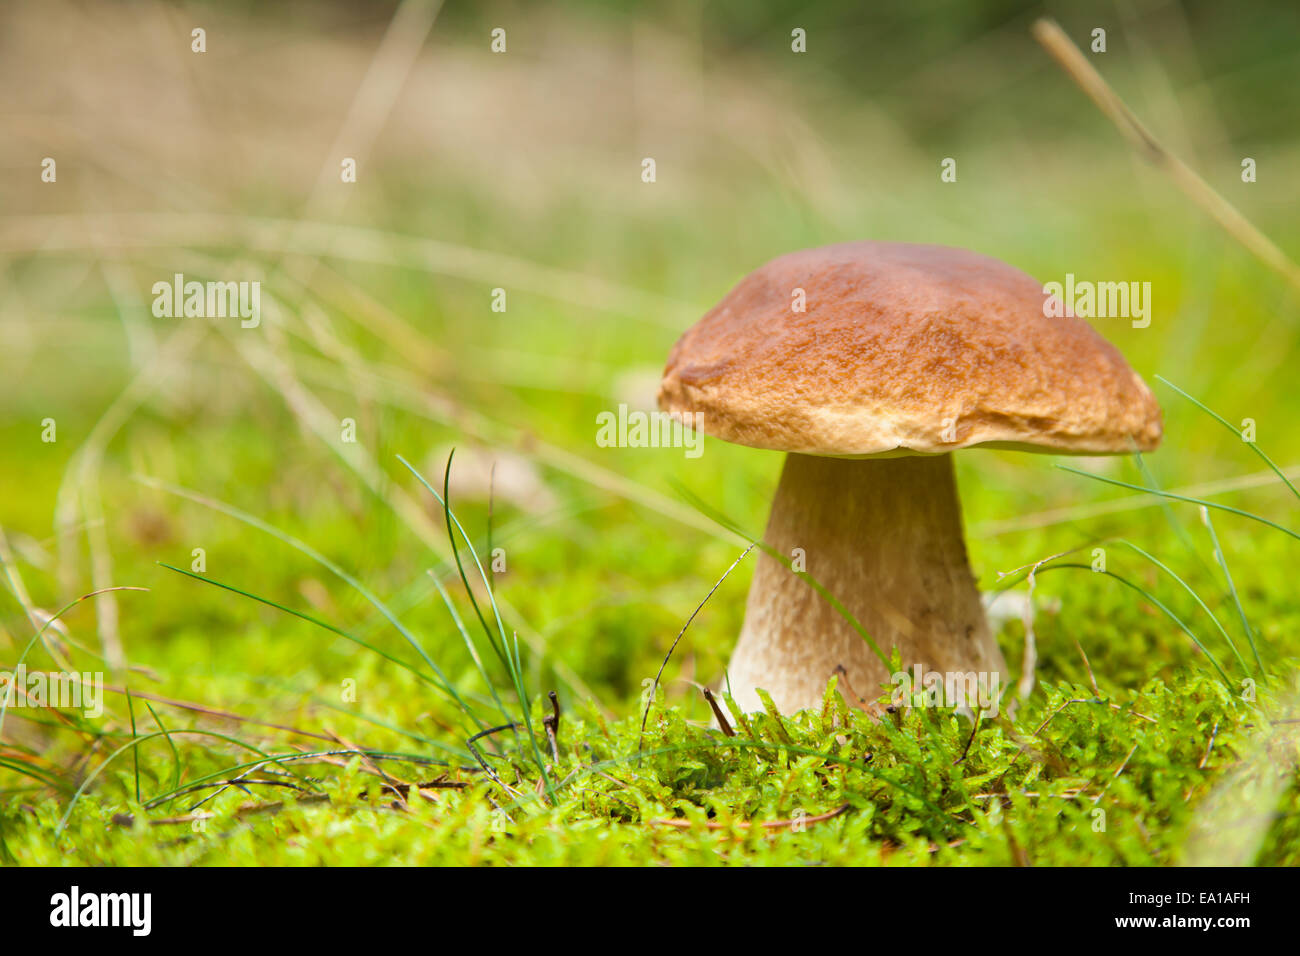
[658,241,1162,457]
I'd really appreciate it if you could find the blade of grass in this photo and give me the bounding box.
[142,748,477,811]
[671,479,890,668]
[1199,507,1263,676]
[1157,375,1300,502]
[138,476,480,728]
[56,729,310,834]
[0,586,148,740]
[639,543,756,747]
[126,689,140,804]
[999,561,1232,685]
[0,755,70,792]
[1132,449,1208,574]
[1032,18,1300,296]
[976,463,1300,538]
[143,700,182,805]
[1055,466,1300,544]
[1117,540,1249,677]
[428,571,512,728]
[439,452,507,670]
[397,453,553,801]
[156,561,487,738]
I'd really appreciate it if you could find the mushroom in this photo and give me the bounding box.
[658,241,1162,715]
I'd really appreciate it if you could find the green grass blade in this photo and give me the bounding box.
[1017,562,1232,686]
[428,572,513,728]
[0,586,148,739]
[1132,449,1209,574]
[397,454,510,667]
[1055,466,1300,544]
[126,689,141,804]
[1199,507,1263,676]
[1117,540,1249,677]
[670,479,890,668]
[56,728,308,834]
[397,453,552,801]
[143,700,182,805]
[1157,375,1300,502]
[139,477,480,727]
[156,562,489,737]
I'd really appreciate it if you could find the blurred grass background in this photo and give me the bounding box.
[1,0,1298,862]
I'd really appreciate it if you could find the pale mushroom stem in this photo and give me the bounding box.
[727,452,1006,714]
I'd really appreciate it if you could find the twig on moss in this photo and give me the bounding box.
[647,802,850,831]
[701,687,734,737]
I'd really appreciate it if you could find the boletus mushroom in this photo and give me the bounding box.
[658,241,1162,715]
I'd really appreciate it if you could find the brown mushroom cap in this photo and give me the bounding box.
[658,241,1162,457]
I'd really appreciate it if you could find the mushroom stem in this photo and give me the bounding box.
[727,452,1005,714]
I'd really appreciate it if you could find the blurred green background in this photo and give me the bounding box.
[1,0,1298,857]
